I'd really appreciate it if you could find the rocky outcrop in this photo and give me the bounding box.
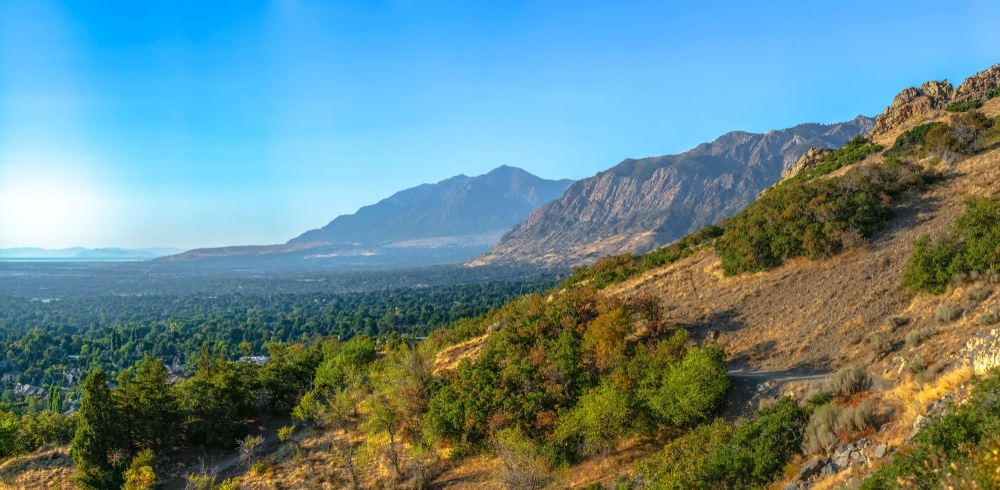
[871,64,1000,137]
[955,64,1000,101]
[870,80,954,137]
[476,117,874,266]
[781,147,835,180]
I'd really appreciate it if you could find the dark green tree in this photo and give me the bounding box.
[72,369,126,490]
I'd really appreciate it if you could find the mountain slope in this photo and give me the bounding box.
[290,165,573,246]
[476,116,874,266]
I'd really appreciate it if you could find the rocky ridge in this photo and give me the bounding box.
[870,64,1000,137]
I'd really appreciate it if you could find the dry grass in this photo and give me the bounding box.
[882,364,974,446]
[0,446,74,490]
[433,334,489,376]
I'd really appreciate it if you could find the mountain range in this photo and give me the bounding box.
[161,166,572,269]
[0,247,185,261]
[474,116,875,266]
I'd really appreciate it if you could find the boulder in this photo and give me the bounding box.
[797,458,827,481]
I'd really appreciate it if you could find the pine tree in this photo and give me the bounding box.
[72,369,126,490]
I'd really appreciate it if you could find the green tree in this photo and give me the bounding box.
[72,369,126,490]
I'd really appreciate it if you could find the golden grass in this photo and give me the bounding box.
[882,364,974,447]
[0,446,74,490]
[433,333,489,376]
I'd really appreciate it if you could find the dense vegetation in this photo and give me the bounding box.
[716,158,930,275]
[787,135,883,183]
[631,397,808,489]
[882,122,946,160]
[945,99,984,113]
[0,276,557,393]
[904,197,1000,294]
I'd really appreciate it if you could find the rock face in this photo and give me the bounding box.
[870,64,1000,137]
[475,116,875,266]
[290,165,573,246]
[955,64,1000,101]
[870,80,954,137]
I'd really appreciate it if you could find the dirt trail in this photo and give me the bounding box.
[723,367,828,419]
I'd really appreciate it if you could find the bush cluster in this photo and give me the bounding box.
[945,100,984,113]
[635,397,808,488]
[883,122,946,160]
[791,135,883,182]
[824,366,872,398]
[716,160,928,276]
[924,110,994,157]
[903,197,1000,294]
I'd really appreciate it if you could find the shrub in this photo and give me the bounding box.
[925,111,994,156]
[492,427,550,490]
[804,403,840,454]
[945,100,984,112]
[978,308,1000,326]
[806,391,834,410]
[835,399,877,434]
[935,303,963,323]
[884,122,947,160]
[871,334,894,357]
[885,315,910,329]
[905,197,1000,294]
[989,87,1000,99]
[824,367,871,397]
[905,326,940,347]
[638,398,807,488]
[967,285,992,301]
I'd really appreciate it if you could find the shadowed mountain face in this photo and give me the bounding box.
[476,116,875,266]
[290,165,573,246]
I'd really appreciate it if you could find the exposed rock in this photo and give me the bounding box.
[797,458,827,481]
[871,65,1000,138]
[954,64,1000,102]
[783,483,806,490]
[870,80,953,137]
[821,462,839,478]
[874,443,887,459]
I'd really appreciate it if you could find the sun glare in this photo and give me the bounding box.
[0,163,113,248]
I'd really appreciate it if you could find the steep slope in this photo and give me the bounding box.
[290,165,573,246]
[476,116,874,266]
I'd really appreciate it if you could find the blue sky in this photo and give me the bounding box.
[1,0,999,249]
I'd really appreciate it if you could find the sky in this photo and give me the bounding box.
[1,1,999,249]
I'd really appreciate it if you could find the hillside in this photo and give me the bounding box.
[475,116,875,266]
[290,166,573,246]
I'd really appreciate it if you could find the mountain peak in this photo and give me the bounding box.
[289,167,573,246]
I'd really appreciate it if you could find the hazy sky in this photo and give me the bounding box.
[1,0,999,249]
